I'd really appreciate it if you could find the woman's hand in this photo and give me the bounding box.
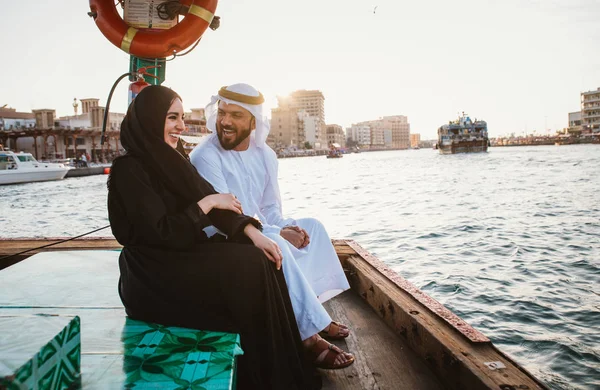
[198,194,243,214]
[244,224,283,270]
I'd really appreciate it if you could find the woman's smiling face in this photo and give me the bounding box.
[164,98,185,149]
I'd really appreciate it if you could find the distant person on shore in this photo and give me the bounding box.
[80,152,88,167]
[190,83,354,369]
[106,85,322,389]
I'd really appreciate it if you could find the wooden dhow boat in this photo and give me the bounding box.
[0,238,548,389]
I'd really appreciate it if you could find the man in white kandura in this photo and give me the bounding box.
[190,83,354,369]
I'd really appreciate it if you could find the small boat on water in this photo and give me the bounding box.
[327,143,343,158]
[0,150,70,185]
[437,113,489,154]
[0,237,548,389]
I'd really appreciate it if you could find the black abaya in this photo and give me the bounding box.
[108,146,319,387]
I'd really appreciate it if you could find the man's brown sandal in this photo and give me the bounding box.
[309,339,355,370]
[318,321,350,340]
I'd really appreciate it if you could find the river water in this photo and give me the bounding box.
[1,144,599,389]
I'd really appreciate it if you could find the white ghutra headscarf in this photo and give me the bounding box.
[205,83,271,147]
[203,83,294,227]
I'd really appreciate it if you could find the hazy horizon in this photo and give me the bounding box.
[1,0,598,139]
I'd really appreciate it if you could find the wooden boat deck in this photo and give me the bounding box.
[321,292,442,389]
[0,238,548,389]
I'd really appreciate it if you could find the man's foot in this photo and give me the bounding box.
[307,338,354,370]
[319,321,350,340]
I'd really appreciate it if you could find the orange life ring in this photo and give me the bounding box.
[89,0,218,58]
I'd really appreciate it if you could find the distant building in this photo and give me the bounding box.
[0,98,125,161]
[0,107,36,131]
[568,111,582,134]
[287,90,325,123]
[581,88,600,132]
[348,124,371,146]
[383,129,392,147]
[384,115,410,149]
[569,111,581,127]
[302,113,320,148]
[367,121,385,147]
[33,109,57,128]
[326,124,345,148]
[188,108,206,121]
[410,133,421,148]
[354,115,410,149]
[184,108,208,134]
[272,90,327,150]
[270,103,305,148]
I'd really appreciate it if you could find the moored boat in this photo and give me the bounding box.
[0,150,70,185]
[0,237,548,389]
[437,113,489,154]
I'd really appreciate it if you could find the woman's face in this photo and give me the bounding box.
[164,98,185,149]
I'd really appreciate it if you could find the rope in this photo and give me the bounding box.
[0,225,112,263]
[157,0,183,20]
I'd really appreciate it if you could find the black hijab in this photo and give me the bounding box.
[116,85,217,203]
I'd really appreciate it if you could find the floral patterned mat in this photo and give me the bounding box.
[121,318,243,389]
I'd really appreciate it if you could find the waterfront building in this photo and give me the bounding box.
[410,133,421,148]
[354,116,410,149]
[178,108,210,154]
[183,108,208,134]
[355,120,384,147]
[302,113,321,149]
[33,109,57,129]
[0,107,36,131]
[270,103,305,149]
[569,112,582,128]
[272,90,327,150]
[383,129,392,147]
[326,124,346,148]
[188,108,205,122]
[0,98,125,162]
[287,90,325,123]
[581,87,600,132]
[384,115,410,149]
[348,124,371,146]
[568,111,582,134]
[368,121,385,147]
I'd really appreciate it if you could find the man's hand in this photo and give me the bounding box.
[280,226,310,249]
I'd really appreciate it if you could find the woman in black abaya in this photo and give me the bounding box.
[107,85,319,389]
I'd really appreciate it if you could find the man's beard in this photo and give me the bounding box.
[217,122,252,150]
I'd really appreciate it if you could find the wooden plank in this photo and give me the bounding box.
[333,240,357,257]
[0,238,121,270]
[345,254,548,390]
[320,292,444,390]
[0,237,121,253]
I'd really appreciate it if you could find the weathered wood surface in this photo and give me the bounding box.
[321,291,443,390]
[0,237,121,270]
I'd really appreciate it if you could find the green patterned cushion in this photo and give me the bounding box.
[121,318,243,389]
[0,315,81,389]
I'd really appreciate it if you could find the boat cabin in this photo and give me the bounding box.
[0,151,42,170]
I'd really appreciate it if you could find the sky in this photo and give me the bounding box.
[1,0,599,139]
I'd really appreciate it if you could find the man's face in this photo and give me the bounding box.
[216,101,254,151]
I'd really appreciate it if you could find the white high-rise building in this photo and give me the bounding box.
[581,87,600,132]
[348,124,371,146]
